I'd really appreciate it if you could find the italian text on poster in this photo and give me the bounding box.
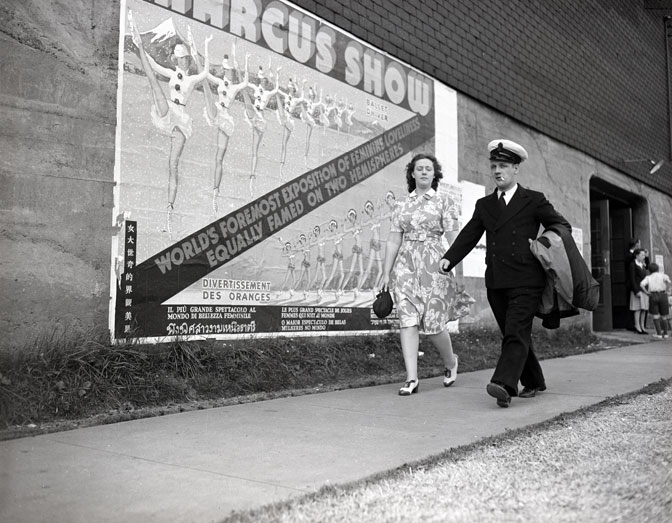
[112,0,457,341]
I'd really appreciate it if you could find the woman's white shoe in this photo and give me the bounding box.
[443,355,458,387]
[398,379,419,396]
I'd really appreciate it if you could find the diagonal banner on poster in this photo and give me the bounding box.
[118,113,431,336]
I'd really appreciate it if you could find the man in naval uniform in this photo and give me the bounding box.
[440,139,571,407]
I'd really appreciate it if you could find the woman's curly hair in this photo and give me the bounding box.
[405,153,443,193]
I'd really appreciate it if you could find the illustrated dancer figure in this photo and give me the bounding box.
[343,101,355,128]
[312,89,333,159]
[220,41,241,83]
[254,58,271,87]
[324,94,338,133]
[128,11,210,236]
[292,233,314,298]
[278,239,298,296]
[308,224,328,296]
[334,97,345,136]
[340,208,365,295]
[383,190,398,221]
[343,101,355,143]
[295,81,318,165]
[357,200,385,294]
[275,75,300,178]
[314,89,331,136]
[242,59,281,196]
[198,42,249,215]
[188,35,247,215]
[321,219,346,297]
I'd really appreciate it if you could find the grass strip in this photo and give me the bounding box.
[219,378,672,523]
[0,324,636,439]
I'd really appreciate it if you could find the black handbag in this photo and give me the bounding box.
[372,287,393,318]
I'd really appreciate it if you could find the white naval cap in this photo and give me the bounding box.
[173,44,189,58]
[488,139,528,163]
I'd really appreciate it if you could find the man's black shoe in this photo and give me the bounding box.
[486,382,511,408]
[519,385,546,398]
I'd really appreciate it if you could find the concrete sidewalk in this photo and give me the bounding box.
[1,339,670,523]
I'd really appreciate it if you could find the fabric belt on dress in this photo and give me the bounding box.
[403,232,441,242]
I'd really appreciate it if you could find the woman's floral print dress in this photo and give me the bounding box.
[391,188,472,333]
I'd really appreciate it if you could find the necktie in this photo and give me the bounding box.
[498,191,506,212]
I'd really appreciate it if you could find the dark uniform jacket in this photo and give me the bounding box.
[443,185,571,289]
[529,225,600,328]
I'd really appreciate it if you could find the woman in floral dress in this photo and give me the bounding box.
[382,153,472,395]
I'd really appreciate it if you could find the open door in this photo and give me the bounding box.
[591,199,612,330]
[610,208,633,328]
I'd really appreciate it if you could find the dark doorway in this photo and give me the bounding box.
[589,178,647,331]
[590,199,613,330]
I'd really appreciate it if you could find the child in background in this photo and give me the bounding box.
[640,263,672,338]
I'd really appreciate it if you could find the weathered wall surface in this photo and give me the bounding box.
[0,0,120,349]
[457,95,594,328]
[1,0,670,349]
[457,93,672,328]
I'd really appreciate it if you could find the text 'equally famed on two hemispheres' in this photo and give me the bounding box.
[152,118,419,275]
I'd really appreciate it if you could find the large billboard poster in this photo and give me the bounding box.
[112,0,459,341]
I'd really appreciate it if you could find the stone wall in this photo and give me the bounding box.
[0,0,120,350]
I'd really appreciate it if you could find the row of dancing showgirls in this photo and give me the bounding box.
[194,42,285,208]
[128,12,212,235]
[289,86,355,162]
[276,191,397,299]
[129,12,358,235]
[130,12,341,227]
[129,15,250,231]
[321,95,355,138]
[274,79,351,179]
[177,30,343,206]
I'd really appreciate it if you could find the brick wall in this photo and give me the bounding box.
[292,0,672,194]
